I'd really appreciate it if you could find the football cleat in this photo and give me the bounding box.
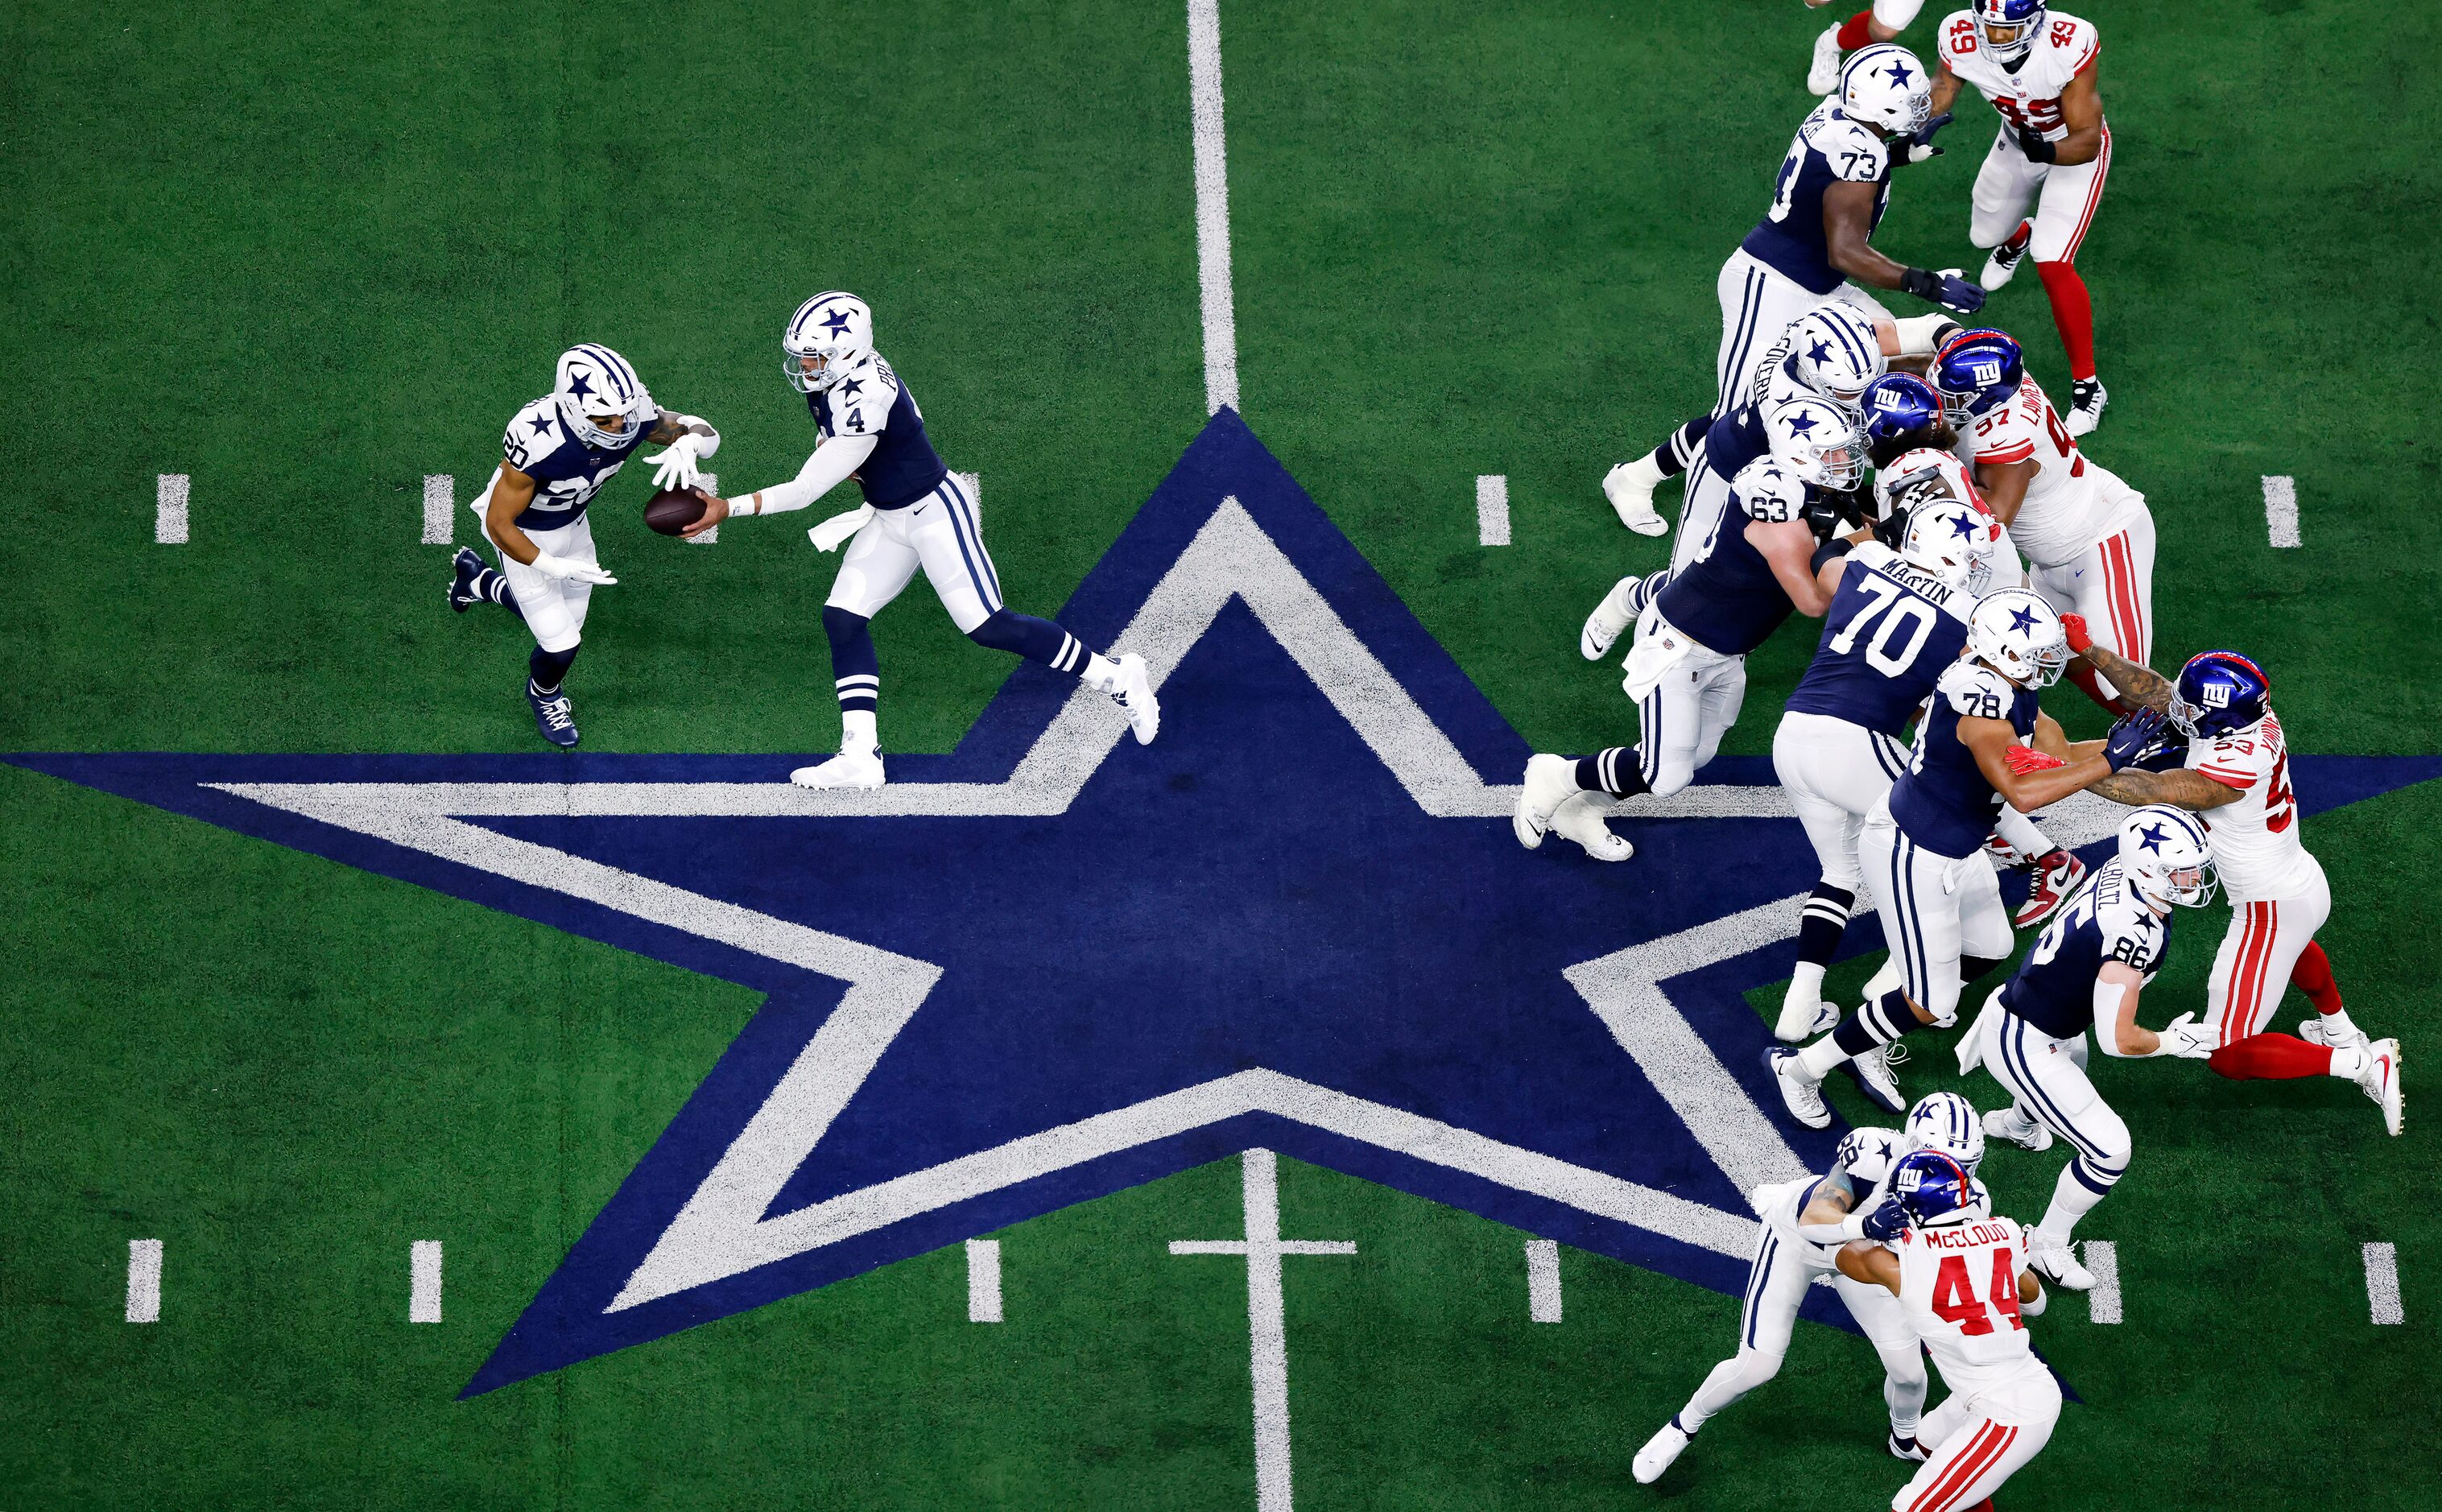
[1775,985,1839,1044]
[1768,1047,1832,1130]
[1632,1419,1694,1485]
[2013,849,2089,928]
[1601,458,1670,537]
[1580,576,1641,661]
[527,684,579,749]
[1807,23,1844,96]
[1841,1043,1906,1117]
[1982,1105,2053,1152]
[1550,792,1634,862]
[1888,1431,1928,1463]
[1983,831,2031,870]
[2068,376,2108,436]
[2357,1038,2403,1138]
[1106,653,1161,745]
[1980,221,2033,290]
[1511,754,1580,850]
[2026,1234,2095,1291]
[2299,1015,2369,1051]
[790,747,886,790]
[448,547,487,613]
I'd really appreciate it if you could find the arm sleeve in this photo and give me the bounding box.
[2092,977,2138,1056]
[746,434,879,516]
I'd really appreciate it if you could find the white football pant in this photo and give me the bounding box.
[825,474,1000,633]
[1969,124,2114,265]
[1713,248,1892,416]
[2027,486,2155,684]
[1859,801,2011,1023]
[1890,1364,2060,1512]
[1626,617,1746,799]
[471,468,596,655]
[2205,853,2332,1045]
[1773,711,1910,894]
[1977,1000,2134,1182]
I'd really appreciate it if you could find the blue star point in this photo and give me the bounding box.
[2008,605,2040,633]
[566,370,594,399]
[837,376,863,396]
[2138,823,2170,853]
[819,309,853,337]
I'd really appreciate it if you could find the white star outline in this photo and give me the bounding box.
[203,493,2127,1314]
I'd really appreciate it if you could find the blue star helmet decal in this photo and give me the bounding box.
[2009,605,2041,634]
[2137,822,2170,853]
[14,413,2438,1398]
[820,308,854,337]
[1808,339,1834,366]
[1886,60,1915,88]
[1948,512,1979,539]
[566,370,594,399]
[1785,410,1820,436]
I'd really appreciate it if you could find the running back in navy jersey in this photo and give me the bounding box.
[809,352,951,509]
[1740,100,1893,296]
[1785,542,1975,737]
[499,396,655,532]
[1656,459,1807,655]
[2000,857,2171,1040]
[1699,402,1771,488]
[1886,658,2038,858]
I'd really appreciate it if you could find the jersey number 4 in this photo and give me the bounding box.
[1931,1249,2027,1336]
[1828,576,1940,679]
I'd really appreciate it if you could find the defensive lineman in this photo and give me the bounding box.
[448,344,720,747]
[687,293,1159,787]
[2074,634,2405,1132]
[1631,1093,1988,1484]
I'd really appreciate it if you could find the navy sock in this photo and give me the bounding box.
[1833,989,1915,1057]
[528,644,578,695]
[1659,415,1709,477]
[475,569,523,620]
[1574,748,1651,799]
[823,606,880,715]
[1796,885,1856,969]
[969,609,1095,675]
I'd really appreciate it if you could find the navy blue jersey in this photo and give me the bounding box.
[1785,543,1976,737]
[499,396,655,531]
[810,353,949,510]
[1740,101,1893,295]
[1886,659,2038,858]
[2000,858,2171,1041]
[1656,458,1807,655]
[1698,402,1771,490]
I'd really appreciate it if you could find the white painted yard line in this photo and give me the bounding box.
[2262,474,2299,548]
[410,1239,444,1324]
[2080,1239,2121,1324]
[966,1237,1004,1323]
[2364,1241,2403,1325]
[1477,474,1510,546]
[688,473,719,544]
[155,474,189,543]
[1185,0,1239,415]
[126,1239,163,1323]
[422,474,454,545]
[1524,1239,1563,1323]
[953,471,981,527]
[1170,1149,1354,1512]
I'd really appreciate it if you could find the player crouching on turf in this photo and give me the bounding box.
[1961,805,2221,1289]
[2069,634,2405,1134]
[448,345,719,747]
[1631,1093,1988,1486]
[683,292,1158,788]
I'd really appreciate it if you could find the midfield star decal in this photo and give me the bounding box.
[17,413,2436,1395]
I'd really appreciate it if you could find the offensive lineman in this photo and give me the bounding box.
[1932,0,2115,433]
[685,292,1159,787]
[447,344,720,747]
[1631,1093,1988,1485]
[1597,47,1981,535]
[2073,634,2405,1133]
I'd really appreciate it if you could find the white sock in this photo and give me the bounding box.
[2035,1167,2103,1241]
[2328,1043,2370,1079]
[1786,962,1827,1006]
[1795,1035,1849,1080]
[841,709,878,752]
[1081,652,1124,693]
[2319,1007,2363,1041]
[1619,451,1667,490]
[1862,956,1903,1002]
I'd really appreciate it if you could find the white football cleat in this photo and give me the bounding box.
[2067,378,2108,437]
[1550,792,1634,862]
[1580,575,1642,661]
[2026,1234,2094,1291]
[1632,1419,1694,1485]
[1511,754,1580,850]
[790,747,886,790]
[1983,1105,2053,1152]
[1888,1431,1928,1463]
[1843,1043,1906,1116]
[1775,986,1838,1044]
[1981,221,2032,291]
[2299,1015,2367,1051]
[1768,1047,1831,1130]
[2357,1038,2403,1138]
[1104,652,1161,745]
[1807,23,1844,96]
[1601,458,1670,538]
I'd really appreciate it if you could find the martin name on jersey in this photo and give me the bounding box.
[1937,8,2101,143]
[498,395,655,531]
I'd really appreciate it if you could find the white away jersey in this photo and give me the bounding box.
[2186,711,2313,902]
[1968,374,2142,564]
[1936,9,2101,143]
[1893,1213,2044,1394]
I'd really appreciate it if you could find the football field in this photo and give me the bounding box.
[5,2,2440,1506]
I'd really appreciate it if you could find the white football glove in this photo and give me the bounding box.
[647,433,705,493]
[529,551,618,587]
[2151,1012,2217,1060]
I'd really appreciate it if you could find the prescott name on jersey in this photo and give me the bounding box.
[1742,99,1892,296]
[1998,855,2167,1040]
[499,397,655,531]
[1785,541,1976,739]
[809,352,951,510]
[1888,658,2038,860]
[1966,374,2139,566]
[2186,710,2313,903]
[1937,8,2101,143]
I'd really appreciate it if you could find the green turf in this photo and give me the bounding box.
[4,0,2440,1506]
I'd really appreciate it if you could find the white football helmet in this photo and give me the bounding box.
[1906,1091,1985,1175]
[2117,804,2217,909]
[1766,396,1866,491]
[783,291,874,394]
[1787,305,1886,412]
[553,344,652,451]
[1873,444,1983,522]
[1968,587,2068,688]
[1902,499,1998,594]
[1839,44,1933,138]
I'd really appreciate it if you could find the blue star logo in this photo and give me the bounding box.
[820,308,854,337]
[2008,605,2041,634]
[13,415,2435,1401]
[528,412,556,438]
[837,377,863,397]
[2137,822,2171,854]
[1948,513,1978,540]
[1885,60,1915,88]
[1785,411,1820,437]
[1808,339,1835,366]
[566,370,594,399]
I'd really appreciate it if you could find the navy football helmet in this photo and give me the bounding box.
[1890,1147,1978,1227]
[1931,328,2025,431]
[2168,651,2272,740]
[1859,372,1944,447]
[1974,0,2047,66]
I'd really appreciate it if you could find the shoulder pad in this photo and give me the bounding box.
[2050,14,2100,60]
[1734,460,1807,523]
[1936,11,1981,60]
[1849,539,1901,575]
[502,398,560,472]
[1824,118,1890,180]
[1837,1126,1903,1184]
[822,355,894,436]
[1939,659,2014,716]
[2190,733,2269,784]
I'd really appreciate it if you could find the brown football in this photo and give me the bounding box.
[643,487,708,536]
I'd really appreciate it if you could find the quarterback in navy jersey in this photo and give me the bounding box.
[687,292,1158,789]
[1770,586,2171,1130]
[1963,808,2220,1289]
[447,344,720,747]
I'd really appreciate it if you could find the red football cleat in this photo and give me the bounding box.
[2014,849,2088,929]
